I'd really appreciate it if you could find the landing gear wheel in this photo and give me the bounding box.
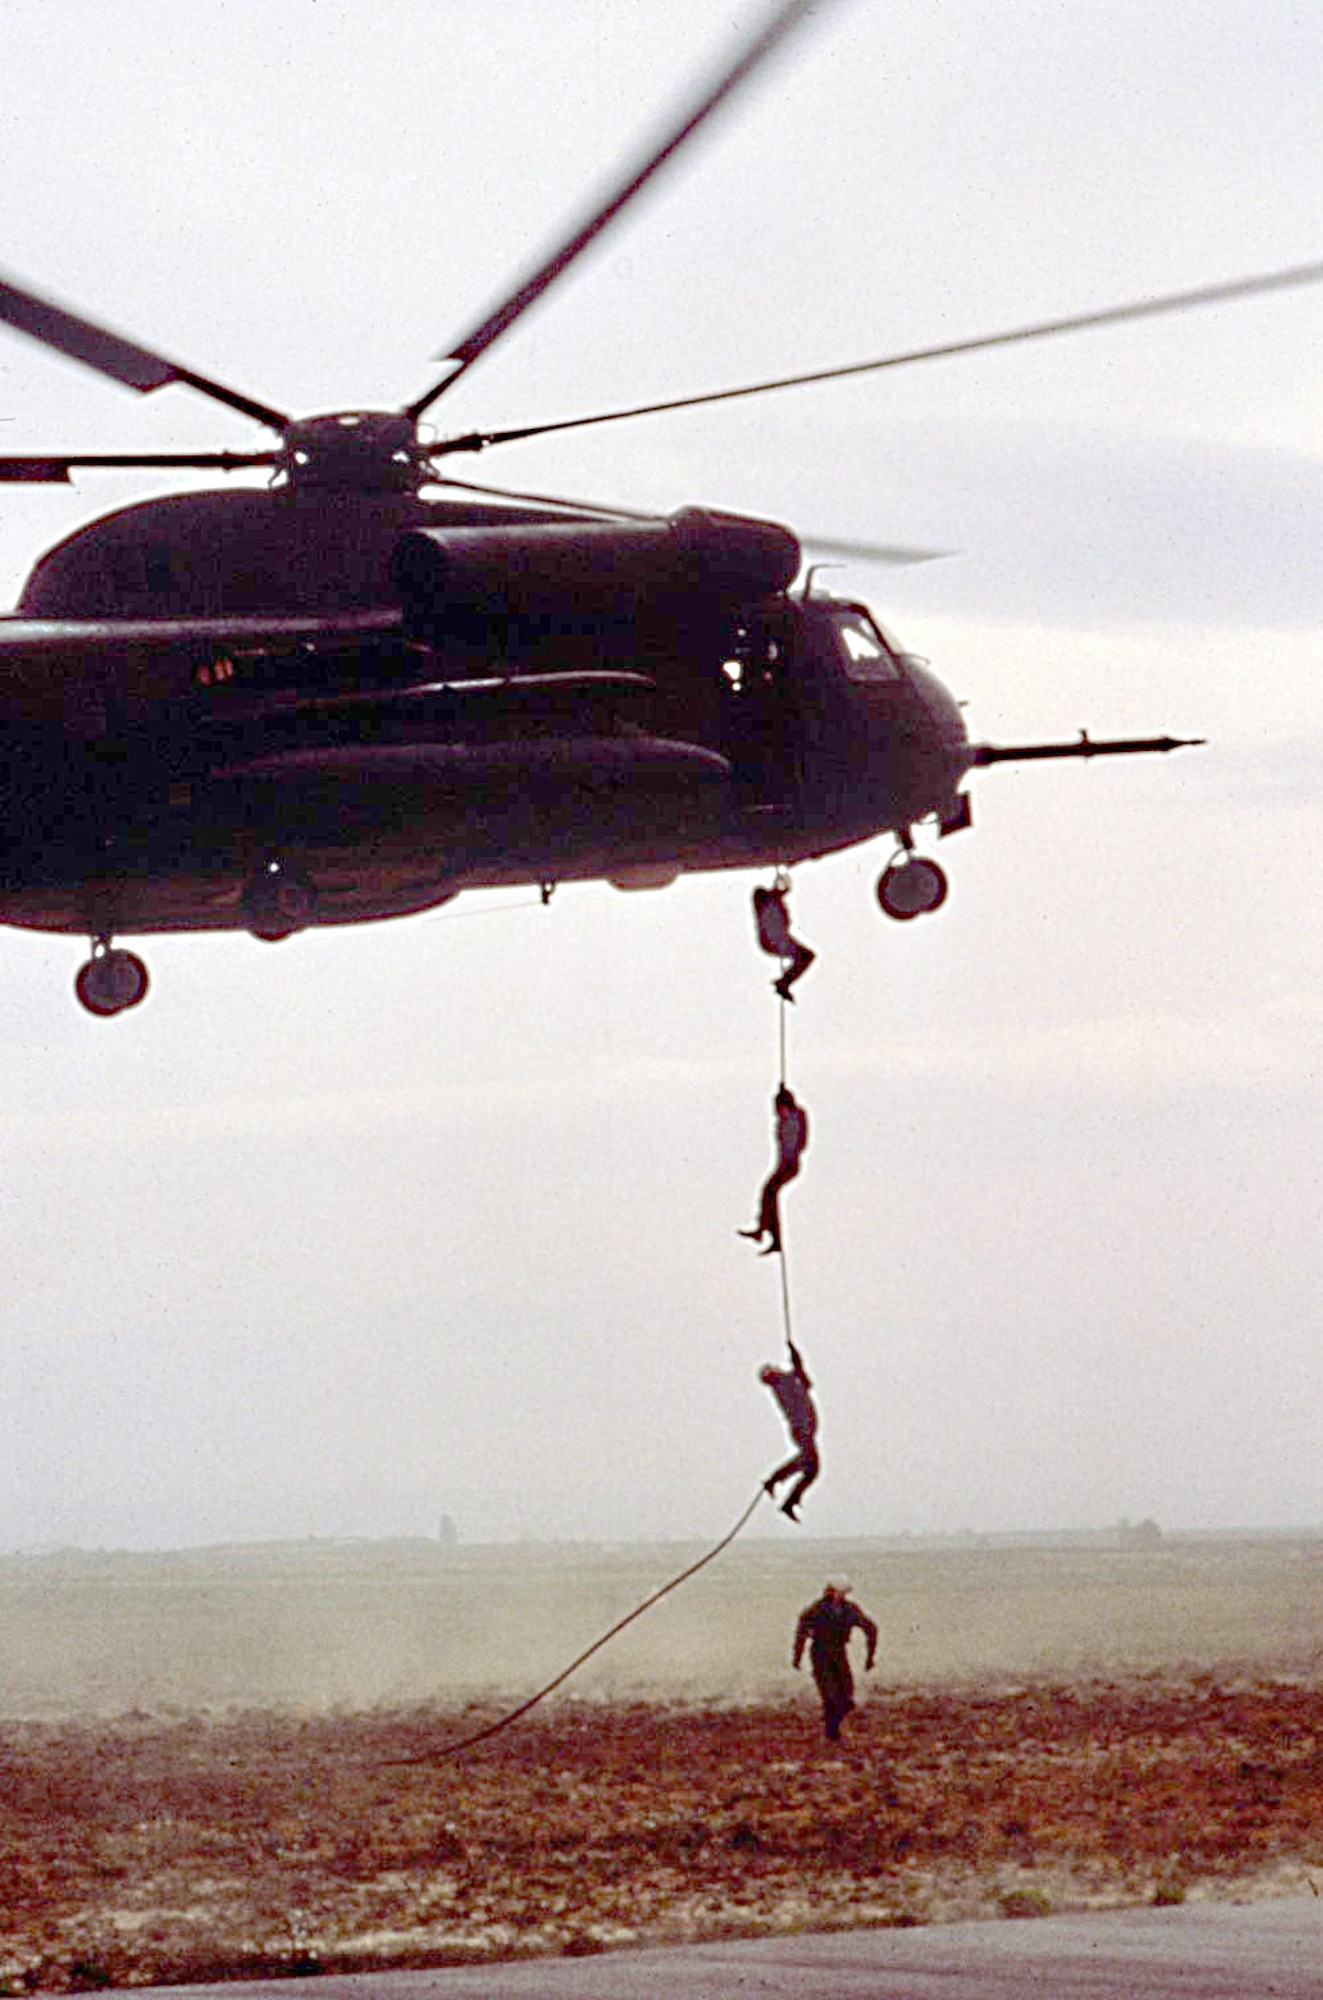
[877,855,949,920]
[243,861,317,939]
[75,947,150,1016]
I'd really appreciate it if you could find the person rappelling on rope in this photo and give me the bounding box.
[760,1337,820,1521]
[739,1084,809,1256]
[752,881,816,1004]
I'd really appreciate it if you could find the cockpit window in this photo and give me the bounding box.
[832,607,902,683]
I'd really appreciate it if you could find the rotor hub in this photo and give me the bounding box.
[278,410,426,493]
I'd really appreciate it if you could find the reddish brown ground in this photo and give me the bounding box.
[2,1676,1321,1991]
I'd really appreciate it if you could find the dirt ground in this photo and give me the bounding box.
[2,1673,1321,1992]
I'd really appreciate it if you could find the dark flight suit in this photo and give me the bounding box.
[793,1590,878,1741]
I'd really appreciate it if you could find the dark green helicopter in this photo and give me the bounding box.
[5,0,1309,1016]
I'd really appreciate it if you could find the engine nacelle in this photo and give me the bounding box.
[392,506,800,635]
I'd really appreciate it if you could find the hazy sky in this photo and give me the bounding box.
[0,0,1319,1551]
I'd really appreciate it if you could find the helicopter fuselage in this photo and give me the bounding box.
[0,486,973,946]
[0,0,1212,1015]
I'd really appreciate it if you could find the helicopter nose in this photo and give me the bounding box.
[902,654,970,750]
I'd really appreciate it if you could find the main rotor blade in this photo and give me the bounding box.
[800,533,950,567]
[0,450,279,484]
[431,475,946,561]
[428,470,660,521]
[430,257,1323,454]
[407,0,828,421]
[0,272,291,433]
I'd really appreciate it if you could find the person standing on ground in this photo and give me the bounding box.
[793,1582,878,1741]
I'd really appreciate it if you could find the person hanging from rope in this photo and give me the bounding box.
[751,881,816,1003]
[794,1580,878,1742]
[760,1337,820,1521]
[739,1083,809,1256]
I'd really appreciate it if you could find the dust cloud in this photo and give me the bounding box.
[2,1533,1319,1720]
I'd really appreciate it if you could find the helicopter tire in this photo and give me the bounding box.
[242,860,317,937]
[75,948,150,1017]
[877,855,949,920]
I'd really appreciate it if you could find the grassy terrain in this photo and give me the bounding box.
[3,1531,1321,1714]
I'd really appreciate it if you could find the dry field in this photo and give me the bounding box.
[1,1535,1320,1991]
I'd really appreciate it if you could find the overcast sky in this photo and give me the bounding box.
[0,0,1318,1551]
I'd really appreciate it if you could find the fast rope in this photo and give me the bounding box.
[390,1484,768,1766]
[774,982,797,1353]
[767,867,802,1358]
[750,878,819,1528]
[400,877,817,1765]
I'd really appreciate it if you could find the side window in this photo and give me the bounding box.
[833,608,902,683]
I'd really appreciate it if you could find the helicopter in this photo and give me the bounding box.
[2,0,1313,1018]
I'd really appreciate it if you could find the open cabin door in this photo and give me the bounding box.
[716,604,805,811]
